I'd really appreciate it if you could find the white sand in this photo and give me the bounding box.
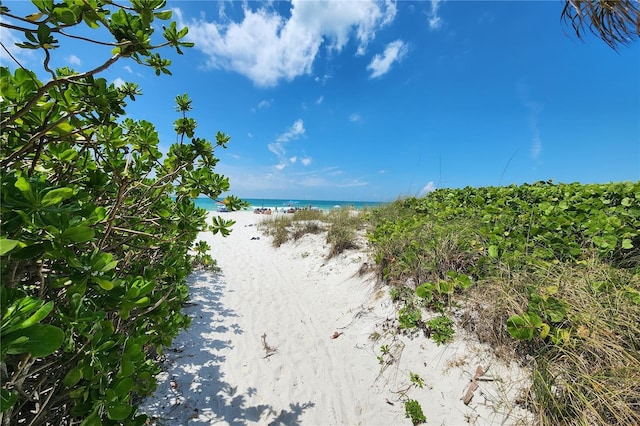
[140,211,531,425]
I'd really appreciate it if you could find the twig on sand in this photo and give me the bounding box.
[462,365,496,405]
[261,333,277,358]
[337,306,374,330]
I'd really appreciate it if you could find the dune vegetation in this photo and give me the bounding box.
[264,181,640,425]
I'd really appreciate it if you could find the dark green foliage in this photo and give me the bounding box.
[0,1,239,424]
[426,315,455,346]
[404,399,426,425]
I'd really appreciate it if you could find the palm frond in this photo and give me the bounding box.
[561,0,640,50]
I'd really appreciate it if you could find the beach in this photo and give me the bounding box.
[139,210,531,425]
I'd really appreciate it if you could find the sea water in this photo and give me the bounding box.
[194,197,387,212]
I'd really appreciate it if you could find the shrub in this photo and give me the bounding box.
[0,2,239,424]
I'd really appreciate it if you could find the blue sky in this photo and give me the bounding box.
[2,1,639,202]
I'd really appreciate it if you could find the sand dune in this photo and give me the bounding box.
[139,211,531,425]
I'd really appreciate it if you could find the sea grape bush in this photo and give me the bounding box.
[372,181,639,275]
[0,1,241,424]
[420,181,638,266]
[369,180,640,423]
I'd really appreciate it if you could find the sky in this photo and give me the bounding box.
[2,1,639,202]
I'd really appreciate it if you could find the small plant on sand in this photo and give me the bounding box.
[409,372,425,389]
[192,240,219,271]
[404,399,426,425]
[398,304,422,330]
[426,315,455,345]
[390,286,413,303]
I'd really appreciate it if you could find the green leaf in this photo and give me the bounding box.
[415,283,433,301]
[455,273,472,290]
[119,359,135,377]
[63,367,83,387]
[106,402,132,420]
[113,377,133,396]
[506,314,535,340]
[53,7,77,25]
[622,238,633,250]
[3,324,64,357]
[101,260,118,273]
[80,412,102,426]
[93,277,114,290]
[41,187,74,206]
[0,238,20,256]
[0,388,18,412]
[58,148,78,161]
[134,297,149,307]
[62,226,94,242]
[624,287,640,305]
[15,176,35,202]
[539,323,551,339]
[155,10,172,20]
[488,245,499,259]
[16,301,54,330]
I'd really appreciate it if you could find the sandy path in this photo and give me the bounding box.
[139,211,531,425]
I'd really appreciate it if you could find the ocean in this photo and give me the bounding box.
[194,197,388,212]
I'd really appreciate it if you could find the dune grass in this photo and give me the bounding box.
[258,208,367,258]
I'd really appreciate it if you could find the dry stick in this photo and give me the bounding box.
[261,333,277,358]
[462,365,496,405]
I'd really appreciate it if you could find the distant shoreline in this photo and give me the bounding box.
[195,197,388,212]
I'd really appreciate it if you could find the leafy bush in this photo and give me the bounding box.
[0,2,240,424]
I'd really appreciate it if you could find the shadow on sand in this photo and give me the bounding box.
[140,270,315,425]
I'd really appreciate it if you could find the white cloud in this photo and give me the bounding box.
[247,132,253,138]
[301,156,312,166]
[277,118,305,142]
[419,181,437,196]
[258,99,273,109]
[518,81,543,160]
[316,95,324,104]
[123,65,133,73]
[0,19,35,66]
[112,77,126,88]
[66,54,81,67]
[315,74,330,85]
[349,113,363,123]
[268,119,306,170]
[367,40,408,79]
[428,0,443,31]
[176,0,396,86]
[216,163,370,199]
